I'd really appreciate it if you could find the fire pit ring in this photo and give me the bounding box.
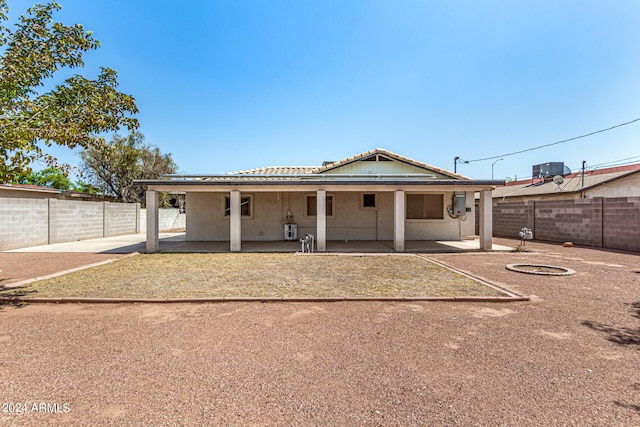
[506,264,576,276]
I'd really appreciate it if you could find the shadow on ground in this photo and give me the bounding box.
[582,302,640,347]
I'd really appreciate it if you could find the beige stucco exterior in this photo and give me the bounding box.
[137,149,499,252]
[185,190,476,243]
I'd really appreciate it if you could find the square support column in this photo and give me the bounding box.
[316,190,326,252]
[230,190,242,252]
[146,190,159,253]
[479,189,493,251]
[394,190,405,252]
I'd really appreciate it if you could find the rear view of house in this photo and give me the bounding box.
[136,149,503,252]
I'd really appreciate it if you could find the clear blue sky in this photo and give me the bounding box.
[12,0,640,180]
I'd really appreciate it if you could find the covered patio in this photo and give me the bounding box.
[135,149,503,254]
[145,233,513,253]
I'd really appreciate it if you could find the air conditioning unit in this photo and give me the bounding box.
[532,162,571,180]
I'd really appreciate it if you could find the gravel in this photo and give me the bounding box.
[1,238,639,426]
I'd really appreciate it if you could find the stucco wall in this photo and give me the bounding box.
[583,173,640,198]
[186,190,474,242]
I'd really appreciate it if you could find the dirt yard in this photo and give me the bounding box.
[0,253,507,299]
[0,239,639,426]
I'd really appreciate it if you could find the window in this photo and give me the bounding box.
[306,195,333,216]
[362,193,376,208]
[225,196,252,217]
[406,194,444,219]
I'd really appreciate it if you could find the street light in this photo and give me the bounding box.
[491,158,504,179]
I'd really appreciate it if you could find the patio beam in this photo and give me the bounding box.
[316,189,326,252]
[394,190,405,252]
[146,190,159,253]
[230,190,241,252]
[479,189,493,250]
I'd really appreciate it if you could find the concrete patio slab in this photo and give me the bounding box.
[5,232,514,254]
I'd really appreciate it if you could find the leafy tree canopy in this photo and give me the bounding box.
[0,1,138,182]
[17,165,71,189]
[79,132,177,204]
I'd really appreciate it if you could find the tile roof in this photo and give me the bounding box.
[228,166,315,175]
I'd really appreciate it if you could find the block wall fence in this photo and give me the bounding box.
[475,197,640,252]
[0,198,185,251]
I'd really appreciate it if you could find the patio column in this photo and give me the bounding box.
[230,190,241,252]
[316,189,326,252]
[479,189,493,251]
[394,190,405,252]
[146,190,159,253]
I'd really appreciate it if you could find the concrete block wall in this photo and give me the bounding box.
[534,198,603,246]
[48,199,106,244]
[0,198,49,250]
[489,201,535,238]
[489,197,639,251]
[140,208,186,233]
[0,197,142,250]
[603,197,640,251]
[105,203,140,237]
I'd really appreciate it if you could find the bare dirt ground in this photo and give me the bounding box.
[0,253,506,299]
[1,239,639,426]
[0,253,128,287]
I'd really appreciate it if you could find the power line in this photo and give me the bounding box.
[588,155,640,169]
[465,117,640,163]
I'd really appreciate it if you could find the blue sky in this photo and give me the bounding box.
[11,0,640,180]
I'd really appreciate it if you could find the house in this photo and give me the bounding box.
[135,149,504,252]
[0,183,116,201]
[482,163,640,251]
[491,163,640,202]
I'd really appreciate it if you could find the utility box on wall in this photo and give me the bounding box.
[453,193,466,216]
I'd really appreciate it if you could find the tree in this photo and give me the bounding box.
[17,166,71,189]
[0,1,138,182]
[79,132,177,205]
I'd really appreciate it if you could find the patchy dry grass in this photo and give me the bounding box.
[0,253,506,299]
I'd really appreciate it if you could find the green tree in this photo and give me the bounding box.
[0,1,138,182]
[17,166,71,189]
[79,132,177,205]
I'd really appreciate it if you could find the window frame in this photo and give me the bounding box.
[305,194,335,217]
[406,193,444,220]
[362,193,377,209]
[224,194,253,219]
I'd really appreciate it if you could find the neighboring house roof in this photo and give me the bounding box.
[492,164,640,199]
[0,183,61,194]
[0,183,116,201]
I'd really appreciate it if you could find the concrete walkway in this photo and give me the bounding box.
[6,233,513,254]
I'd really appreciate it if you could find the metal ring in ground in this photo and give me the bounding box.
[505,264,576,276]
